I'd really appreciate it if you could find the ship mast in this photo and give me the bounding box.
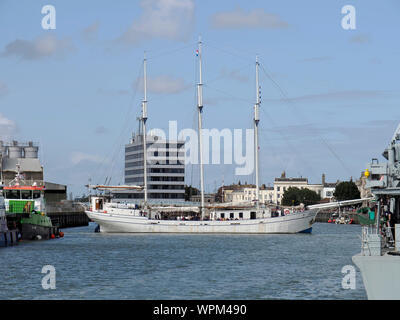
[197,37,205,219]
[254,56,260,210]
[142,52,148,206]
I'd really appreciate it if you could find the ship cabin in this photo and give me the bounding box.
[89,195,142,215]
[210,208,269,220]
[3,186,45,214]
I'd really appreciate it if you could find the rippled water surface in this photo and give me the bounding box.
[0,222,366,299]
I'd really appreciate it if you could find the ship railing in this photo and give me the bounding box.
[106,203,139,210]
[360,225,381,256]
[360,222,398,256]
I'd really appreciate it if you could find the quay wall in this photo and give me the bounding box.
[46,201,89,228]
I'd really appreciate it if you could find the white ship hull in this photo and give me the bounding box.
[352,253,400,300]
[85,209,316,234]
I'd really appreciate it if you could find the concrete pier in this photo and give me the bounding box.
[0,230,19,247]
[46,201,89,228]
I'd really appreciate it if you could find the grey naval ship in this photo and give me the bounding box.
[352,122,400,299]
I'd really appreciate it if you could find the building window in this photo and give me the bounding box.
[230,212,234,219]
[239,212,243,218]
[221,213,225,219]
[277,187,280,191]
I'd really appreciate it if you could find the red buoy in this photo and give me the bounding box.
[50,234,55,239]
[59,231,64,238]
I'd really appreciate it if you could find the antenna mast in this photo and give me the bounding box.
[197,37,205,219]
[254,56,260,210]
[142,52,148,206]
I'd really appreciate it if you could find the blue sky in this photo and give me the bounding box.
[0,0,399,196]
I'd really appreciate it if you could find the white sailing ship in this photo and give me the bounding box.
[86,39,333,234]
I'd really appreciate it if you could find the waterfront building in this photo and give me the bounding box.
[216,183,256,202]
[189,193,216,203]
[112,133,185,204]
[231,185,274,204]
[273,172,338,204]
[224,172,337,205]
[0,140,67,202]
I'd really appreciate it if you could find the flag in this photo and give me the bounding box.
[195,49,199,56]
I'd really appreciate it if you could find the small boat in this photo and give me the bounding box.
[3,164,60,240]
[335,215,353,224]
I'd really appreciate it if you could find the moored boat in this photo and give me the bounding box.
[4,185,59,240]
[3,165,60,240]
[86,192,317,234]
[85,39,372,234]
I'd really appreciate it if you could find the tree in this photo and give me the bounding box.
[75,194,89,202]
[184,185,200,201]
[333,181,360,201]
[281,187,321,206]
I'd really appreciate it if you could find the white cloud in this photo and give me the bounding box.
[211,7,288,29]
[134,74,189,94]
[1,34,75,60]
[0,113,17,137]
[119,0,195,45]
[70,152,105,165]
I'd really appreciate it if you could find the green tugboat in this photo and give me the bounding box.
[4,165,60,240]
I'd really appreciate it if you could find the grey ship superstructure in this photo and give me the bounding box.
[352,123,400,299]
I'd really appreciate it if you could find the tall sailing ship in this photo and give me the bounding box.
[85,39,324,234]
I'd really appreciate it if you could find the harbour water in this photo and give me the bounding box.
[0,222,366,300]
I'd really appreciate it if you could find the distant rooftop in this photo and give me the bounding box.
[274,171,308,183]
[275,178,308,182]
[222,184,256,191]
[324,183,337,188]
